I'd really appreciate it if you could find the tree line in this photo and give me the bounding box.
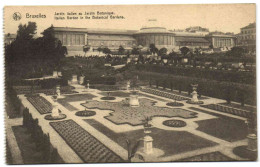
[5,22,67,80]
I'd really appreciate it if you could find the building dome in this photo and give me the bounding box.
[134,19,175,50]
[137,19,170,34]
[139,27,167,33]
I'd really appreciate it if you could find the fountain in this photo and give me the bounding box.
[44,95,66,120]
[52,96,60,117]
[186,84,204,104]
[129,91,139,107]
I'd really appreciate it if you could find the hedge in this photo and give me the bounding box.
[130,71,256,106]
[135,64,256,85]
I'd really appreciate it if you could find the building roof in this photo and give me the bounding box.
[241,22,256,29]
[135,27,174,35]
[173,31,206,37]
[88,34,135,41]
[175,36,210,43]
[53,27,138,35]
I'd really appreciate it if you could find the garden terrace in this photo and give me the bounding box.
[50,120,123,163]
[82,98,197,126]
[200,104,251,118]
[26,95,52,114]
[141,88,189,101]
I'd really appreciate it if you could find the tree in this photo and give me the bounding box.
[226,47,248,57]
[97,46,103,54]
[102,47,111,55]
[118,45,125,55]
[149,44,158,55]
[83,45,90,57]
[131,47,139,55]
[180,47,190,56]
[158,47,168,56]
[6,22,37,64]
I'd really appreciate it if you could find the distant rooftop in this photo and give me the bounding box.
[241,22,256,29]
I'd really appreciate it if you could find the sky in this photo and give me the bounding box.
[4,4,256,36]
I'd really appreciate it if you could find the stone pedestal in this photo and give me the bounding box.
[71,75,78,84]
[247,134,257,152]
[129,95,139,107]
[126,81,130,91]
[191,91,199,103]
[144,135,153,155]
[53,71,58,77]
[79,76,85,85]
[52,102,60,117]
[56,85,61,98]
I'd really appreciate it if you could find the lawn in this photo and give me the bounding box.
[82,98,197,126]
[57,94,96,111]
[191,107,248,142]
[84,119,217,157]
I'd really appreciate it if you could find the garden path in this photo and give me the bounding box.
[5,113,24,164]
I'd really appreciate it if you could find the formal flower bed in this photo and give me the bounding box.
[166,102,184,107]
[75,110,96,117]
[44,114,67,120]
[99,91,131,97]
[186,100,204,105]
[163,119,187,128]
[50,120,122,163]
[27,94,52,114]
[201,104,250,118]
[82,98,197,126]
[141,88,189,101]
[101,96,116,100]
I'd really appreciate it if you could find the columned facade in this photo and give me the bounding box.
[52,26,236,56]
